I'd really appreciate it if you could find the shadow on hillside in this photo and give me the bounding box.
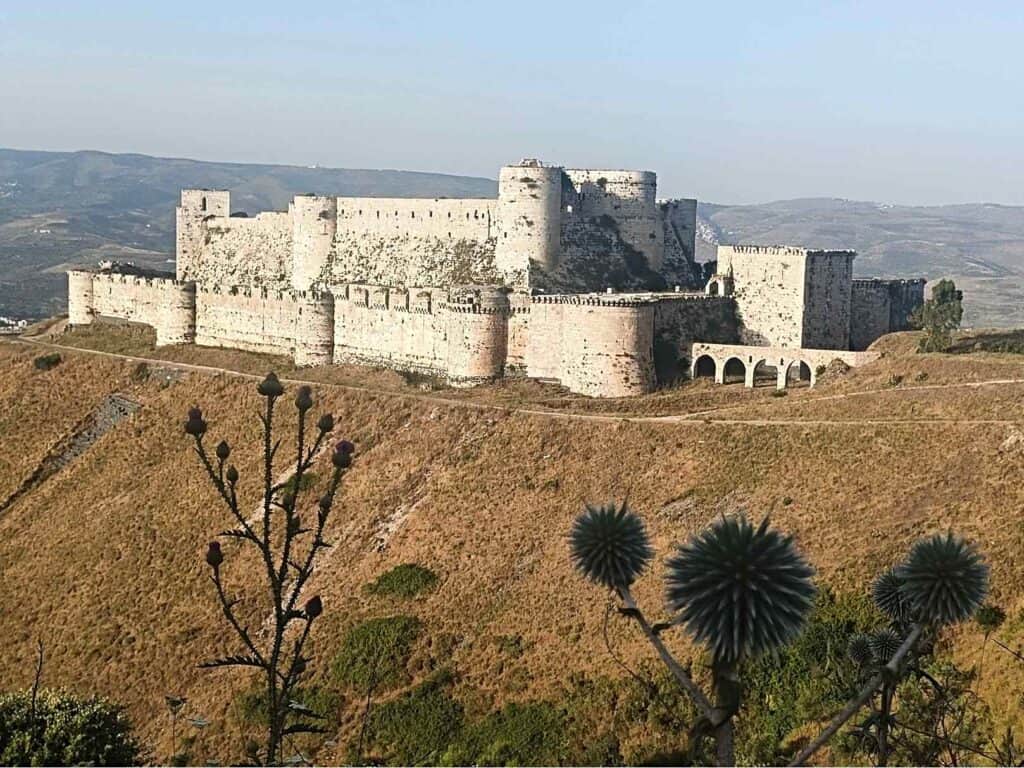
[948,329,1024,355]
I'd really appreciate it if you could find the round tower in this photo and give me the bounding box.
[293,290,336,367]
[560,300,655,397]
[156,281,197,346]
[291,195,339,292]
[445,289,510,385]
[495,161,563,283]
[67,270,95,326]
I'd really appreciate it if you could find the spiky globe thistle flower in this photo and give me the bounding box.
[665,516,816,665]
[848,633,873,667]
[897,533,988,626]
[869,628,903,664]
[257,372,285,399]
[295,385,313,412]
[570,502,653,590]
[185,406,207,437]
[872,568,910,623]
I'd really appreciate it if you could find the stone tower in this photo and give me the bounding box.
[175,190,230,282]
[290,195,339,292]
[495,160,563,283]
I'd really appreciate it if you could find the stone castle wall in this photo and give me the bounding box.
[69,270,196,346]
[174,161,702,297]
[717,245,810,347]
[802,251,855,349]
[850,278,927,350]
[194,286,300,357]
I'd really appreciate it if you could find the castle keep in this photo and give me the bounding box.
[67,159,925,397]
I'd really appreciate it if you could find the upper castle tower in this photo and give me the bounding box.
[175,190,230,282]
[494,159,564,278]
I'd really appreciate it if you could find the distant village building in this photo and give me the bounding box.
[67,159,924,397]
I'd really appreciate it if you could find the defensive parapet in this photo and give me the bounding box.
[495,160,563,279]
[565,169,661,268]
[444,288,511,385]
[70,270,197,346]
[291,195,339,291]
[67,270,95,325]
[527,292,661,397]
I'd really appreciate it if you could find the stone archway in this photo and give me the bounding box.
[786,360,813,387]
[752,359,780,387]
[722,356,746,384]
[693,354,716,379]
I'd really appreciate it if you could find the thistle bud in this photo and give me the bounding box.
[304,595,323,618]
[317,413,335,433]
[184,406,207,437]
[281,493,295,513]
[292,657,307,676]
[295,385,313,413]
[318,495,332,513]
[205,541,224,568]
[332,449,352,469]
[226,465,239,484]
[337,439,355,455]
[257,372,284,399]
[215,440,231,460]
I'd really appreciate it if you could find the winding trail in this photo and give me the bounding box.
[9,336,1024,428]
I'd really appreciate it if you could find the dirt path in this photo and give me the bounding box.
[10,337,1024,428]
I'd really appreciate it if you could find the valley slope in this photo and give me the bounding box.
[2,333,1024,762]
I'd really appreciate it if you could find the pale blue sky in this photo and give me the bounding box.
[1,1,1022,204]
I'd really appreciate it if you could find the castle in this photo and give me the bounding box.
[67,159,926,397]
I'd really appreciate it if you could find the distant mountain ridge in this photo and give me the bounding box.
[0,148,1021,327]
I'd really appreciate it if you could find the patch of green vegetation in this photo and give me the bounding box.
[0,688,142,766]
[33,352,61,370]
[441,701,567,766]
[367,564,439,599]
[367,671,463,765]
[495,634,526,658]
[331,615,421,691]
[233,683,341,727]
[281,471,317,497]
[735,589,882,764]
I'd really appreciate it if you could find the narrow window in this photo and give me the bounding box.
[200,197,207,212]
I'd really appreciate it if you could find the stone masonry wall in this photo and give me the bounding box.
[195,287,297,357]
[77,271,196,346]
[717,245,808,347]
[850,280,892,351]
[198,213,293,288]
[652,295,740,383]
[802,251,854,349]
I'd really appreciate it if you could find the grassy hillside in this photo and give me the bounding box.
[2,333,1024,763]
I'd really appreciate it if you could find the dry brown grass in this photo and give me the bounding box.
[2,330,1024,763]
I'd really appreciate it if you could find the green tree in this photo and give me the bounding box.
[0,689,142,766]
[912,279,964,352]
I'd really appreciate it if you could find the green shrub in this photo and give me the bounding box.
[332,615,421,691]
[33,353,61,371]
[233,683,341,727]
[367,671,463,765]
[0,688,142,766]
[441,701,566,766]
[367,564,438,599]
[281,471,317,496]
[735,589,881,764]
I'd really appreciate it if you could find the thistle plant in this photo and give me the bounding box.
[570,505,815,766]
[186,372,354,765]
[793,532,989,767]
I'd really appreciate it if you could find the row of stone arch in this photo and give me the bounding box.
[692,354,815,389]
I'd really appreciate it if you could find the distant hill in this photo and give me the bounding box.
[1,148,1022,327]
[697,198,1024,328]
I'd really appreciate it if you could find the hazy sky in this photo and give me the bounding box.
[2,1,1022,205]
